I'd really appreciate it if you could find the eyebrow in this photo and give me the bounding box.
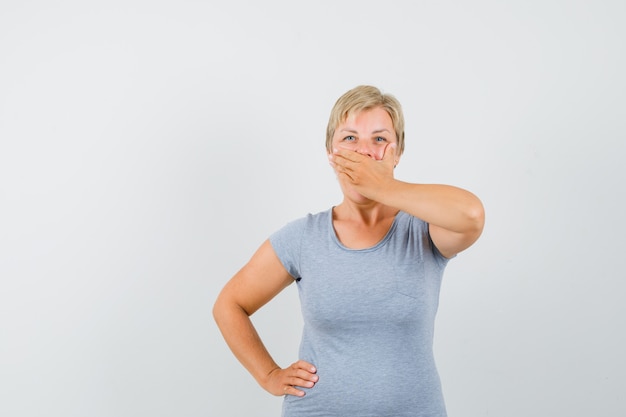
[340,128,391,134]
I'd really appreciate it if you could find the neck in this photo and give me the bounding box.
[333,199,398,226]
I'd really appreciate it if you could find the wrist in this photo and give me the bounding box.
[258,365,280,387]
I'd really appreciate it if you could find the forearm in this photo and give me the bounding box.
[213,300,279,387]
[376,180,484,233]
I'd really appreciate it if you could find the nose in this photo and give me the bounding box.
[356,143,374,158]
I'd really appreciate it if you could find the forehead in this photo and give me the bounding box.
[340,107,393,128]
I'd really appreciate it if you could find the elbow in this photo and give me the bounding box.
[212,295,223,326]
[467,199,485,236]
[212,292,232,327]
[212,291,250,329]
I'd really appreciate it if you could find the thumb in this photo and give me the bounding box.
[383,143,397,166]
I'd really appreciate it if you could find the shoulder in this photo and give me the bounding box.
[394,211,451,264]
[268,208,332,279]
[272,208,331,235]
[394,210,428,233]
[269,208,332,247]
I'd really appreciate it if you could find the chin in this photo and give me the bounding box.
[343,188,371,204]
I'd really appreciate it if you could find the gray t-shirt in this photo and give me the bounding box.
[270,208,450,417]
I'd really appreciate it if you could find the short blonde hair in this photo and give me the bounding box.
[325,85,405,155]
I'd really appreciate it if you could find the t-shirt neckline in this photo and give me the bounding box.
[327,207,402,252]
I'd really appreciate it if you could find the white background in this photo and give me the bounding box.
[1,1,625,416]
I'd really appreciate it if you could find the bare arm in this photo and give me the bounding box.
[212,239,318,397]
[330,144,485,258]
[376,181,484,258]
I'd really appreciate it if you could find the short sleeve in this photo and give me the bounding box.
[401,212,453,268]
[269,216,307,280]
[424,222,455,266]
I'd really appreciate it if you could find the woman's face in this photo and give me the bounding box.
[330,107,400,203]
[330,106,397,161]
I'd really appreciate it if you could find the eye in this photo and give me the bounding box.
[375,136,387,142]
[343,135,356,141]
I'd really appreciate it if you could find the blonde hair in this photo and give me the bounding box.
[325,85,405,155]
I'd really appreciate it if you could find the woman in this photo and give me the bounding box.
[213,85,485,416]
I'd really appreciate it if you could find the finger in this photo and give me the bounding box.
[282,375,318,397]
[283,360,317,397]
[291,360,318,377]
[286,376,317,389]
[332,155,361,176]
[287,361,319,387]
[288,370,319,385]
[329,155,353,178]
[328,154,339,169]
[336,168,356,183]
[333,147,364,163]
[383,143,397,167]
[283,384,306,397]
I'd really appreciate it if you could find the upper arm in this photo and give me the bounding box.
[215,239,295,316]
[429,218,484,259]
[428,191,485,258]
